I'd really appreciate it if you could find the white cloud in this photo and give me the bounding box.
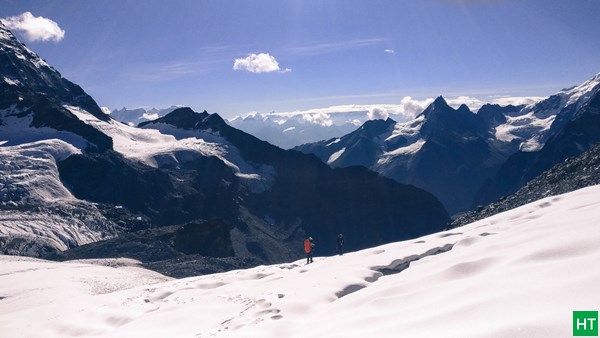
[368,107,389,120]
[233,53,290,74]
[302,112,333,127]
[230,94,541,128]
[446,96,485,111]
[141,113,160,120]
[230,99,436,127]
[228,92,549,146]
[100,107,112,115]
[384,49,395,54]
[397,96,435,117]
[1,12,65,42]
[490,96,544,107]
[288,38,388,56]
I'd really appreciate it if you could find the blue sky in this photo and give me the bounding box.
[2,0,600,118]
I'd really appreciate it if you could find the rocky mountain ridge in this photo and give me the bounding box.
[296,74,600,214]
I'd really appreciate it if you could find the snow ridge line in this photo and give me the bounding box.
[336,243,455,299]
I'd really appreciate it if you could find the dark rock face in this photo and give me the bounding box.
[0,23,112,151]
[145,256,260,279]
[174,220,234,257]
[454,141,600,227]
[58,150,239,225]
[50,219,234,262]
[0,24,108,120]
[48,219,252,278]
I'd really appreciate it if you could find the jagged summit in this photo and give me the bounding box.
[418,96,450,118]
[140,107,211,128]
[417,96,478,127]
[420,96,485,141]
[433,95,447,105]
[140,108,238,142]
[591,72,600,84]
[0,22,54,71]
[0,23,108,122]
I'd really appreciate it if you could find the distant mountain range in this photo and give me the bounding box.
[296,74,600,215]
[0,22,449,273]
[108,106,182,126]
[228,111,361,150]
[111,106,409,150]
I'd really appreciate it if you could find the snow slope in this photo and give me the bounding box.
[504,72,600,152]
[0,105,91,149]
[1,185,599,337]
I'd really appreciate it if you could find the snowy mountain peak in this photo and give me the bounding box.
[524,72,600,121]
[562,72,600,107]
[0,21,13,42]
[0,22,56,75]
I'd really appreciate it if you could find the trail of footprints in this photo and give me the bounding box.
[118,268,287,337]
[195,294,285,337]
[336,230,499,299]
[123,230,500,336]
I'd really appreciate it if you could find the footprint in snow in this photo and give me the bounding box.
[438,232,463,238]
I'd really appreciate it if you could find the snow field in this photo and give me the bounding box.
[1,185,600,337]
